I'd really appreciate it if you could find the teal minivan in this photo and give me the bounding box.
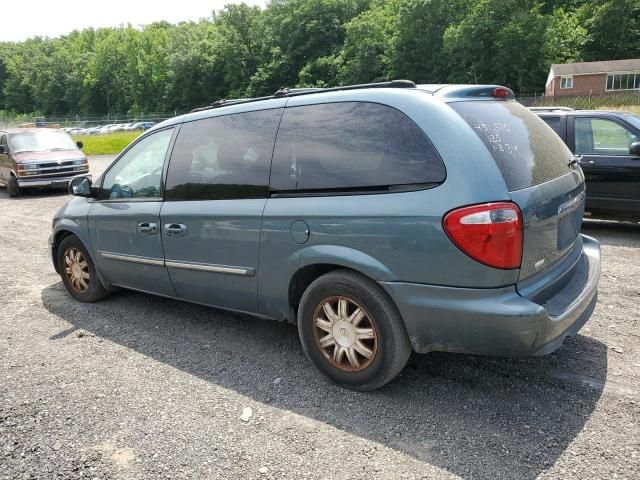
[51,81,601,390]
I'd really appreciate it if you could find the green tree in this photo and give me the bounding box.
[580,0,640,60]
[394,0,470,83]
[338,1,399,84]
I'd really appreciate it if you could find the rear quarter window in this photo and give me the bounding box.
[450,101,573,191]
[270,102,445,192]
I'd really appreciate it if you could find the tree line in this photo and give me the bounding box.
[0,0,638,115]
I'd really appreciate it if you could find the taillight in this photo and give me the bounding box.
[443,202,523,269]
[492,87,513,99]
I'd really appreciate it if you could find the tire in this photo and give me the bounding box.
[297,269,412,391]
[7,176,20,198]
[57,235,110,302]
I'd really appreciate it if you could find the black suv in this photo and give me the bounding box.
[532,108,640,222]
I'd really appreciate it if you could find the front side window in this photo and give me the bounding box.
[100,128,173,200]
[164,109,282,201]
[270,102,445,192]
[575,118,640,155]
[560,76,573,89]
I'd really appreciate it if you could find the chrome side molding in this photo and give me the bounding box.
[99,251,253,276]
[165,260,254,276]
[99,251,165,267]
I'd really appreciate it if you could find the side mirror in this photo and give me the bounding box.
[69,176,93,197]
[630,142,640,157]
[76,141,84,149]
[0,145,5,154]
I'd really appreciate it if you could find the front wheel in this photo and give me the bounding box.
[57,235,109,302]
[7,176,20,197]
[297,270,411,391]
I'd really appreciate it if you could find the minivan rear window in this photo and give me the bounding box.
[450,101,573,191]
[270,102,445,193]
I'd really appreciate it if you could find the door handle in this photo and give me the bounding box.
[575,155,595,166]
[164,223,187,236]
[137,222,158,235]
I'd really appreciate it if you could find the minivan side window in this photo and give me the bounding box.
[575,117,640,155]
[164,109,282,201]
[270,102,445,192]
[100,128,173,200]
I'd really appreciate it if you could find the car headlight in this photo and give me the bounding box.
[23,163,38,170]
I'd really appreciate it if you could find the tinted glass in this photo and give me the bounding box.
[450,101,573,191]
[270,102,445,192]
[623,114,640,131]
[541,116,562,135]
[100,128,173,200]
[165,109,282,201]
[574,117,640,155]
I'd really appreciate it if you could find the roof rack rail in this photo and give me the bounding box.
[190,80,416,113]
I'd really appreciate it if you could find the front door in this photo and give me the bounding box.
[88,127,176,296]
[160,107,283,313]
[573,116,640,214]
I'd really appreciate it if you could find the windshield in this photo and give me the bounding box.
[623,114,640,132]
[9,130,77,154]
[450,101,573,191]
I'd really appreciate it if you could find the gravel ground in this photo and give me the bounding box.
[1,156,639,479]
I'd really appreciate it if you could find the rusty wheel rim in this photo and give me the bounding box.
[63,248,90,293]
[312,296,378,372]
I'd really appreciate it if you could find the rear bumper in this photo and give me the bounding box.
[380,234,601,356]
[17,174,90,188]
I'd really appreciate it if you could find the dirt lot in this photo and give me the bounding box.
[1,156,638,479]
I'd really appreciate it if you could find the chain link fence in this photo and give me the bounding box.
[1,112,185,129]
[3,91,640,128]
[517,91,640,111]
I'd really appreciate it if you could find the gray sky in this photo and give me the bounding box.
[2,0,267,42]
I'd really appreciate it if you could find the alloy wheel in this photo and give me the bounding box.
[64,248,90,293]
[312,296,378,372]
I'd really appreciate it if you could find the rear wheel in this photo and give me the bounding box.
[297,269,411,391]
[7,176,20,197]
[57,235,109,302]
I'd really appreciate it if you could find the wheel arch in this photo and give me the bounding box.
[50,227,110,290]
[282,245,397,321]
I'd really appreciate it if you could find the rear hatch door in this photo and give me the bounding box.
[450,100,585,283]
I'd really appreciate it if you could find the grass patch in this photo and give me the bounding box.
[73,131,141,155]
[596,105,640,115]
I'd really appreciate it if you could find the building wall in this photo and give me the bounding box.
[546,73,607,97]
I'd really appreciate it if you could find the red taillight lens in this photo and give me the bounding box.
[492,87,512,99]
[443,202,523,269]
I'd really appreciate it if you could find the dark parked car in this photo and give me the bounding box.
[532,108,640,222]
[51,82,600,390]
[0,128,89,197]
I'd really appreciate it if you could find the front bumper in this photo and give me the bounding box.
[17,174,91,188]
[380,234,601,356]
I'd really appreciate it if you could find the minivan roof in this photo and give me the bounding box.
[152,81,515,132]
[190,81,514,113]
